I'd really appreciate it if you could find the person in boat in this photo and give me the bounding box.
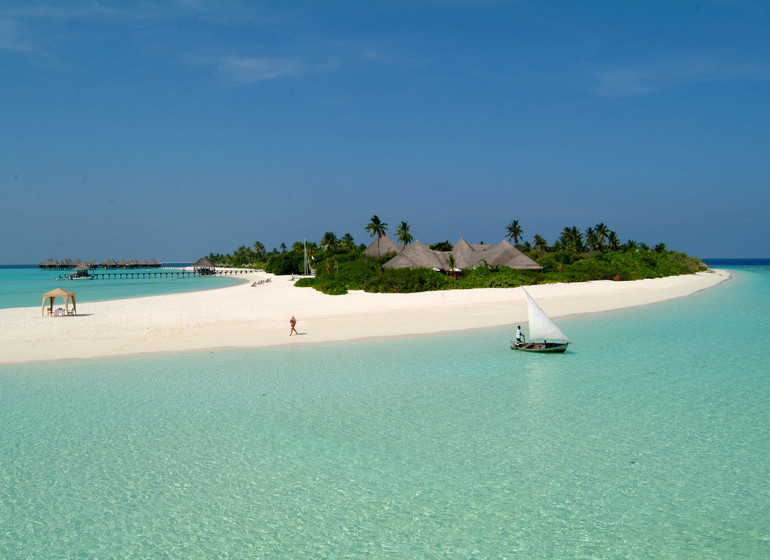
[290,316,298,336]
[515,325,525,345]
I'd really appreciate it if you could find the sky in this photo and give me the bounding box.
[2,0,769,263]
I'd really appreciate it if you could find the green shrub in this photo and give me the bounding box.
[290,246,706,295]
[266,252,304,275]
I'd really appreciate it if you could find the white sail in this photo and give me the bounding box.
[523,289,570,343]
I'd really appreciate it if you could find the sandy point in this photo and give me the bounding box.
[0,268,730,365]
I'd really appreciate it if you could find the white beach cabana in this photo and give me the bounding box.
[42,288,77,317]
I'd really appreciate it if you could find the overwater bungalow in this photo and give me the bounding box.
[41,257,163,270]
[39,258,60,270]
[192,257,217,275]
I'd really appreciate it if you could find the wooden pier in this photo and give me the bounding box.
[88,269,251,280]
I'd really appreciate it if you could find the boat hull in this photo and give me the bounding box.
[510,341,570,353]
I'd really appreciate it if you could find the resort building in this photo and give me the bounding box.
[39,258,163,270]
[363,235,543,271]
[362,235,402,258]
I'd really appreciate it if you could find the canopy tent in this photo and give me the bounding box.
[42,288,76,317]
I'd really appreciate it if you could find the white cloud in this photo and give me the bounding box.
[0,17,33,52]
[594,55,769,97]
[203,56,301,83]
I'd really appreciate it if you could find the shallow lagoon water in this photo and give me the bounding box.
[1,266,768,558]
[0,265,243,309]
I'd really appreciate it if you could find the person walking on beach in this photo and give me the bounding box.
[515,325,525,345]
[289,316,298,336]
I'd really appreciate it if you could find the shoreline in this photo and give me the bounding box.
[0,269,731,366]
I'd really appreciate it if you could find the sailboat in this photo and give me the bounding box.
[510,288,571,353]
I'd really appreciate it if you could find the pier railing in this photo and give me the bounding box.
[73,269,253,280]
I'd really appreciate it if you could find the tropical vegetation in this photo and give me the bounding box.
[207,217,707,295]
[365,214,388,255]
[395,221,413,249]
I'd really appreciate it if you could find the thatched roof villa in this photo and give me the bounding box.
[363,235,542,271]
[362,234,402,258]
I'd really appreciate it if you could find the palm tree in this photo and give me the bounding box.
[234,245,251,265]
[584,226,598,251]
[505,219,524,246]
[533,234,548,252]
[395,221,413,249]
[594,222,610,251]
[559,226,584,253]
[365,214,388,255]
[340,233,355,252]
[320,231,338,253]
[607,231,620,251]
[447,253,457,278]
[280,243,287,253]
[253,241,265,259]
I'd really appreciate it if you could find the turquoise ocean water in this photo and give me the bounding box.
[0,265,244,309]
[1,264,769,558]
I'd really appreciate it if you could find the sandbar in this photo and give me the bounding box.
[0,269,730,365]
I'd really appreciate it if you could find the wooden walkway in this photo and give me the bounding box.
[87,269,251,280]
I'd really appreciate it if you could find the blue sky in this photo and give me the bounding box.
[2,0,768,263]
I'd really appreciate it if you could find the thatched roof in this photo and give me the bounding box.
[193,257,216,269]
[100,258,116,267]
[363,234,401,258]
[484,240,542,270]
[74,262,90,271]
[384,238,542,271]
[383,240,444,270]
[450,238,479,269]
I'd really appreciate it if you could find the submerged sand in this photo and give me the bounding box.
[0,269,729,365]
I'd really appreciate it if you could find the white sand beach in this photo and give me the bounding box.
[0,269,730,365]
